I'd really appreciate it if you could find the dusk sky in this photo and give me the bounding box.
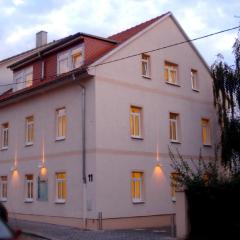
[0,0,239,65]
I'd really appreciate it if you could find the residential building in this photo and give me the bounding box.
[0,12,216,229]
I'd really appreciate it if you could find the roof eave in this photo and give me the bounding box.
[0,68,91,108]
[88,12,172,69]
[8,33,118,71]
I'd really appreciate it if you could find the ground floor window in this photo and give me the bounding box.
[0,176,7,201]
[55,172,66,203]
[131,171,143,203]
[171,172,180,202]
[25,174,34,202]
[37,177,48,201]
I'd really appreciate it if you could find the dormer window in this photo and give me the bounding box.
[57,45,84,75]
[14,66,33,91]
[72,48,83,69]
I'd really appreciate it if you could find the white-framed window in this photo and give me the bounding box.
[56,108,67,140]
[141,53,151,78]
[191,69,198,91]
[131,172,143,203]
[171,172,180,202]
[25,174,34,202]
[57,45,84,75]
[37,177,48,201]
[201,118,211,145]
[1,123,9,150]
[25,116,34,145]
[72,48,83,69]
[55,172,66,203]
[130,106,142,138]
[164,61,178,85]
[169,113,180,142]
[0,176,8,201]
[14,66,33,91]
[58,52,69,74]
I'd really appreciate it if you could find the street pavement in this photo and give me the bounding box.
[10,218,176,240]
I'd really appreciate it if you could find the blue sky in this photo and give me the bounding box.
[0,0,239,65]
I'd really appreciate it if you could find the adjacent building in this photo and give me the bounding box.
[0,12,216,229]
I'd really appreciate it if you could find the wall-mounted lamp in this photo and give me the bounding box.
[38,162,45,169]
[156,161,163,168]
[10,166,17,172]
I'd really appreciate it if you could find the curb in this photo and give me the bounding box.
[22,230,57,240]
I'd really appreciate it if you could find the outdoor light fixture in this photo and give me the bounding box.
[156,143,162,167]
[156,161,163,168]
[10,165,17,172]
[38,162,45,169]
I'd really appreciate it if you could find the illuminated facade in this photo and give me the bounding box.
[0,12,217,229]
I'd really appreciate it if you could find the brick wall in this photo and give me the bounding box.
[12,36,115,86]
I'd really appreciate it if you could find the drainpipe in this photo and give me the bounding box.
[72,73,87,227]
[80,84,87,184]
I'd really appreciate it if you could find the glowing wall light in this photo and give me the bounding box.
[11,150,18,173]
[39,135,48,178]
[10,165,17,172]
[156,143,162,167]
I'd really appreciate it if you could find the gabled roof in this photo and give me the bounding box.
[0,11,211,105]
[108,12,170,42]
[9,13,169,70]
[0,40,60,65]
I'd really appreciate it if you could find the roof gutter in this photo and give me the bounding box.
[9,35,84,70]
[0,68,91,108]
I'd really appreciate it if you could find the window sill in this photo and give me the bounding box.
[0,199,7,202]
[132,200,145,204]
[25,143,33,147]
[55,200,66,204]
[142,75,151,79]
[192,88,199,92]
[1,147,8,151]
[170,140,181,144]
[203,144,212,147]
[24,199,33,203]
[131,136,144,140]
[37,198,48,202]
[165,82,181,87]
[55,137,66,142]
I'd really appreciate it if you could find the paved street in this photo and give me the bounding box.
[19,233,46,240]
[10,218,175,240]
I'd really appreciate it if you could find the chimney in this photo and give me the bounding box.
[36,31,48,48]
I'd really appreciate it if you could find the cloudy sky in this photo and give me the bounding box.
[0,0,239,65]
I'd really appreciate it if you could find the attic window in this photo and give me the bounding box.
[141,53,151,78]
[14,66,33,91]
[57,45,84,75]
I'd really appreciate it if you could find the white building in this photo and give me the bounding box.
[0,12,216,229]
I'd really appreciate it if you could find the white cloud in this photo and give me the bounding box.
[2,6,16,16]
[0,0,238,65]
[5,26,35,44]
[12,0,24,6]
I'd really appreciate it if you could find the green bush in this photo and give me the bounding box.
[169,146,240,239]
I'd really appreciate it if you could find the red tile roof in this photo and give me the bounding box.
[108,12,169,42]
[0,13,170,104]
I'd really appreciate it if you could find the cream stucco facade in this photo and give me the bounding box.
[0,14,217,229]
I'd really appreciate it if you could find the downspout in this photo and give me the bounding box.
[72,73,87,228]
[81,85,87,184]
[72,73,87,184]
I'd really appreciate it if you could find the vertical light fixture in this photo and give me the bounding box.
[11,150,18,172]
[156,143,162,167]
[39,135,47,177]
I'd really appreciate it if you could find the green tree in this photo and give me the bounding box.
[211,36,240,171]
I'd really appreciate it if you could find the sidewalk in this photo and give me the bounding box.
[9,218,176,240]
